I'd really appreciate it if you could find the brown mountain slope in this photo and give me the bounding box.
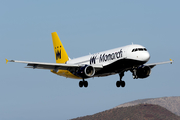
[115,96,180,116]
[71,104,180,120]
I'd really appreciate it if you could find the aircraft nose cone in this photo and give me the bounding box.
[136,51,150,62]
[143,51,150,62]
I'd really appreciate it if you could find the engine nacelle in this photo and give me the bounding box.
[136,66,151,78]
[77,65,95,78]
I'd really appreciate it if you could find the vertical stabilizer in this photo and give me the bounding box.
[51,32,69,63]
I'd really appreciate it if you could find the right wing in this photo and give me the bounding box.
[145,59,173,68]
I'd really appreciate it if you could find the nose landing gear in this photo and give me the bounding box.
[132,69,138,79]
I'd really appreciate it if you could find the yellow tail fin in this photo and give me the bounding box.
[51,32,69,63]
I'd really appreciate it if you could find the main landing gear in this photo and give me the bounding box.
[79,72,126,88]
[116,72,125,87]
[79,79,88,88]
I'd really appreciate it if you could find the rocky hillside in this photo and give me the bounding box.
[72,104,180,120]
[115,96,180,116]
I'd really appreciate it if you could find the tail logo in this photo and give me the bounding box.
[55,46,61,60]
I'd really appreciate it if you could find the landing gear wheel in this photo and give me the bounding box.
[133,75,138,79]
[121,81,125,87]
[79,81,83,87]
[79,80,88,88]
[116,81,120,87]
[116,81,125,87]
[84,81,88,87]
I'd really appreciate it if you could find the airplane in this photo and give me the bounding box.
[6,32,173,88]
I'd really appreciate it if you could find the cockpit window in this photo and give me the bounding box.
[132,48,147,52]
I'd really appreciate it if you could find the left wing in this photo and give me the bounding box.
[5,59,103,71]
[145,59,173,68]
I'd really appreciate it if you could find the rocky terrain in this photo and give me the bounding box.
[72,104,180,120]
[115,96,180,116]
[71,96,180,120]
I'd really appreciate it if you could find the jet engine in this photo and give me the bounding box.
[135,66,151,78]
[77,65,95,78]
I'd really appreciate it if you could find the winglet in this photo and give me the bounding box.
[170,59,173,64]
[5,59,8,64]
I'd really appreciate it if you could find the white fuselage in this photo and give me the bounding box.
[67,44,150,67]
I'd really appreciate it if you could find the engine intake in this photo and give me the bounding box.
[136,66,151,78]
[77,65,95,78]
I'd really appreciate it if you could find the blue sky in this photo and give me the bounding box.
[1,0,180,120]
